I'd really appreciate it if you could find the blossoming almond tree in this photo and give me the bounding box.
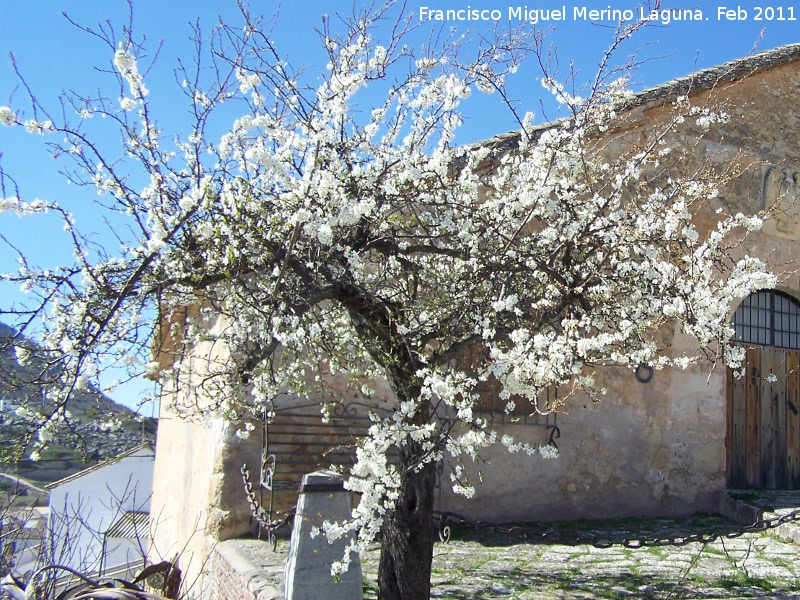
[0,2,776,598]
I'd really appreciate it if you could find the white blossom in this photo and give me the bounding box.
[120,96,137,111]
[0,106,17,126]
[114,47,149,98]
[24,119,53,134]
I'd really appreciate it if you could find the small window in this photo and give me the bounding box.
[732,290,800,349]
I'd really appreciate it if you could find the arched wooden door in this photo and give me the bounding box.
[727,290,800,489]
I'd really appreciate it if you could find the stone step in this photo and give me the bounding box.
[719,489,800,546]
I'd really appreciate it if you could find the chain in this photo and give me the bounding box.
[241,464,296,550]
[434,508,800,549]
[241,463,800,552]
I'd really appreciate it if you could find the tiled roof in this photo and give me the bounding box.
[630,42,800,108]
[1,508,47,540]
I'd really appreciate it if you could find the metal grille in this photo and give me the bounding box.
[733,290,800,349]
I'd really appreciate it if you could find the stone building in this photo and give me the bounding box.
[148,43,800,595]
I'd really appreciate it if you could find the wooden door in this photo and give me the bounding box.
[728,346,800,489]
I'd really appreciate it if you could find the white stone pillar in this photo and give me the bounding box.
[284,471,362,600]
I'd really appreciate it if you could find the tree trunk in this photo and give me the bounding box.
[377,456,437,599]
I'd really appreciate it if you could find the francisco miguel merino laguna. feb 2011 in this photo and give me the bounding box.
[418,6,709,25]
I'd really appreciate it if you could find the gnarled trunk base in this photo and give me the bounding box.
[377,459,437,600]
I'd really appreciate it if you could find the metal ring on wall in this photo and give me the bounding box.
[635,364,654,383]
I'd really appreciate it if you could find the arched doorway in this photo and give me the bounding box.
[728,290,800,489]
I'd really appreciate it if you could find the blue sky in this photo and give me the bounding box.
[0,1,798,411]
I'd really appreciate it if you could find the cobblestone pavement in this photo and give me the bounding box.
[360,512,800,599]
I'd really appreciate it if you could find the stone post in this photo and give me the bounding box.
[284,471,362,600]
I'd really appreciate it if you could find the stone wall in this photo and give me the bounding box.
[208,540,284,600]
[436,332,729,521]
[149,311,263,596]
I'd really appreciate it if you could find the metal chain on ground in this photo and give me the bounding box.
[434,507,800,549]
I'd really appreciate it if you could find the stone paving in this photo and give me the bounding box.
[359,507,800,599]
[230,492,800,599]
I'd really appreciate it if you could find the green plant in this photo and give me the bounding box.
[717,572,776,591]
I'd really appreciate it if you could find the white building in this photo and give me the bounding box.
[2,506,48,579]
[46,444,154,580]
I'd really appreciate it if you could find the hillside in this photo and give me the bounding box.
[0,322,157,488]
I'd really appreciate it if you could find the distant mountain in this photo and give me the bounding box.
[0,322,157,487]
